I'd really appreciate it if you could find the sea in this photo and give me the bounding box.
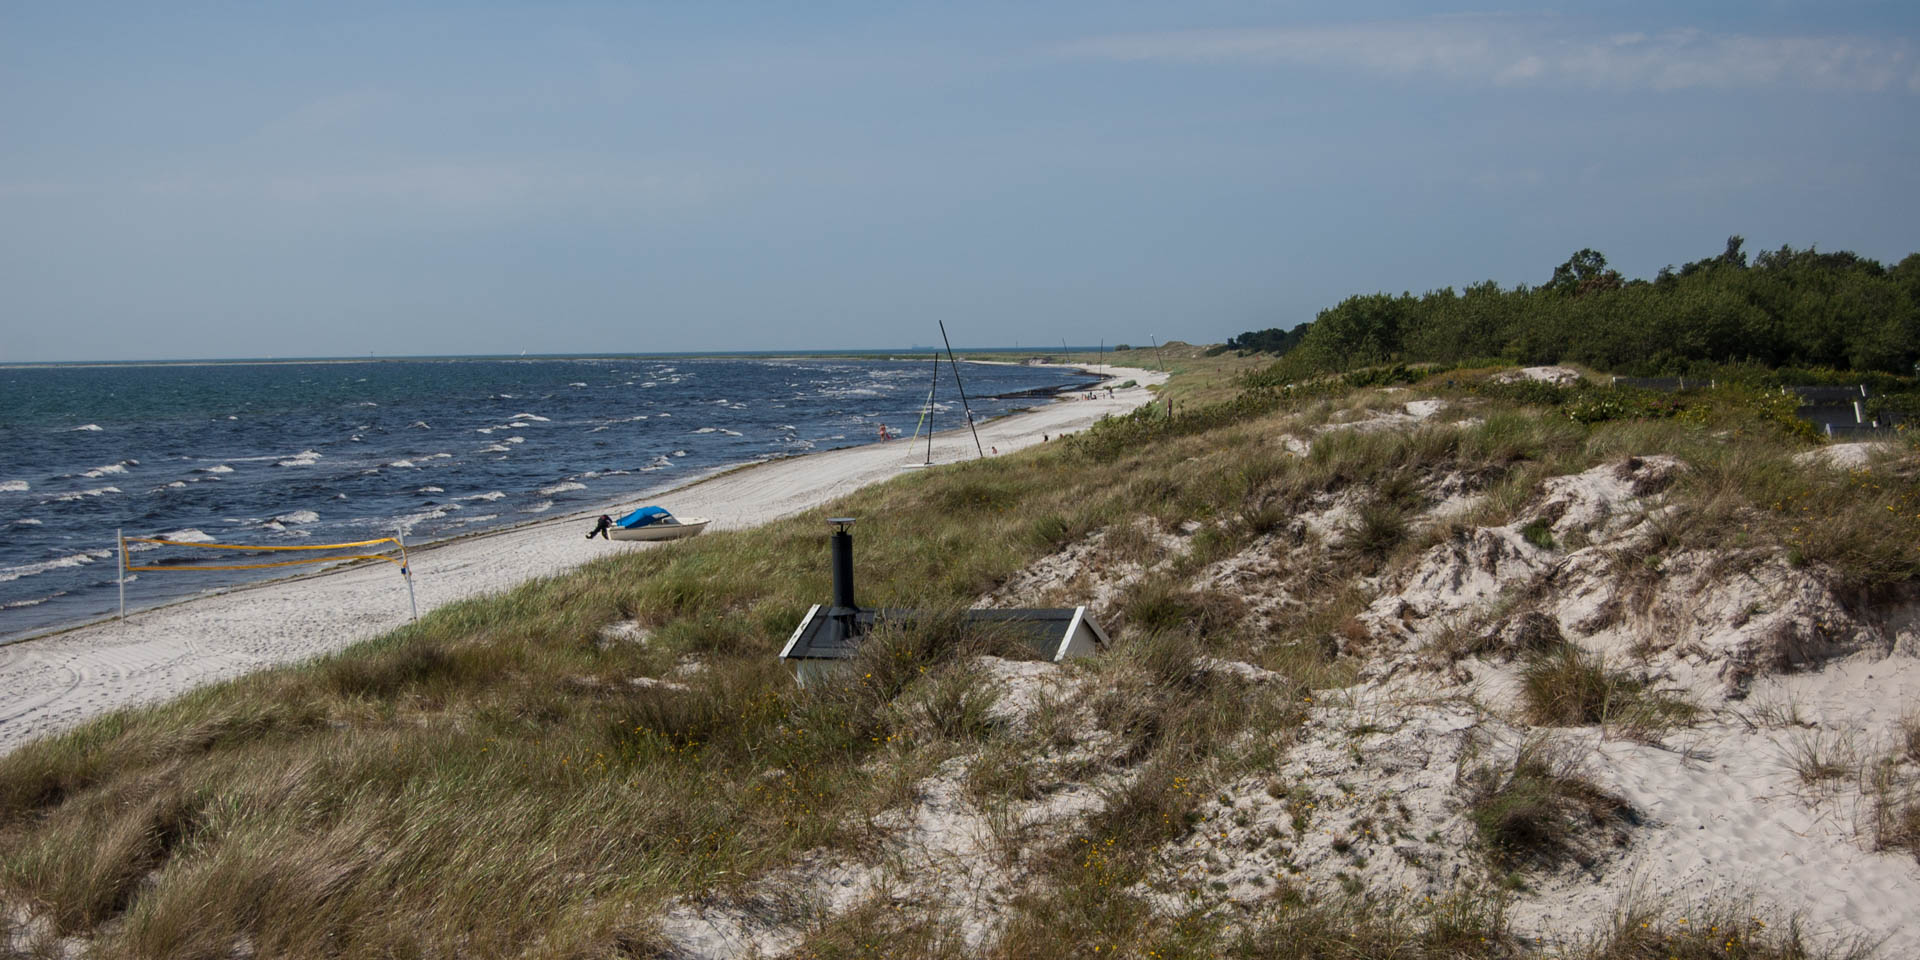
[0,355,1101,641]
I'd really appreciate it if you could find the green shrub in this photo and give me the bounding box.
[1469,739,1636,870]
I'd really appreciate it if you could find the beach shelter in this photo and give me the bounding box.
[777,518,1111,686]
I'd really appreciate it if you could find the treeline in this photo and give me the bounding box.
[1222,325,1312,355]
[1236,238,1920,379]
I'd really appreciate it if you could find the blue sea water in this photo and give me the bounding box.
[0,355,1099,640]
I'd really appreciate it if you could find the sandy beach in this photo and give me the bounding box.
[0,366,1167,753]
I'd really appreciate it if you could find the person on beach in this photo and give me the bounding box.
[586,515,614,539]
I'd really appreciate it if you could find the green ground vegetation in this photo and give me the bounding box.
[1052,340,1271,409]
[2,359,1913,958]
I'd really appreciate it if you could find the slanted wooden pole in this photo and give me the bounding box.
[396,527,418,622]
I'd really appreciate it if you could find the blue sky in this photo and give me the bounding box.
[3,1,1917,361]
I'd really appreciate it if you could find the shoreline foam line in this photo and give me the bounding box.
[0,365,1165,753]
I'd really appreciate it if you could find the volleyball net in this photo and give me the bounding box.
[117,529,418,622]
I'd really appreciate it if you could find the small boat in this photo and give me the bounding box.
[608,506,710,542]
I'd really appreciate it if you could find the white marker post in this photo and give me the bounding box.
[396,527,419,622]
[117,528,126,620]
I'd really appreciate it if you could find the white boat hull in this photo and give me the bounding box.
[607,518,710,542]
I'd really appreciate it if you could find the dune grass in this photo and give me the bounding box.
[2,366,1912,958]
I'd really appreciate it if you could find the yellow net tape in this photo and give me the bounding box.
[123,537,406,573]
[126,537,398,551]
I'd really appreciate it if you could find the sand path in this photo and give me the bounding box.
[0,367,1166,752]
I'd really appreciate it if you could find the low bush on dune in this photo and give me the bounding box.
[1468,739,1638,873]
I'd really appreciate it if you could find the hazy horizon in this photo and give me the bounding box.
[5,2,1916,363]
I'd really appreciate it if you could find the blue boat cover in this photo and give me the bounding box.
[615,506,675,528]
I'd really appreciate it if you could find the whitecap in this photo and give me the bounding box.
[14,518,43,525]
[200,465,234,474]
[672,450,687,457]
[81,463,129,478]
[359,401,379,407]
[481,444,512,453]
[0,480,27,493]
[159,528,216,543]
[508,412,550,422]
[418,486,445,494]
[272,510,319,525]
[388,459,416,469]
[590,425,610,433]
[71,424,103,432]
[164,481,187,489]
[504,436,525,444]
[778,424,796,431]
[477,427,494,434]
[641,382,658,388]
[713,399,730,405]
[457,491,506,502]
[719,429,743,437]
[52,486,121,502]
[656,413,671,418]
[569,382,587,388]
[409,421,431,430]
[450,513,499,526]
[692,427,719,434]
[0,551,105,584]
[495,394,515,399]
[427,453,453,460]
[2,591,66,610]
[523,500,554,513]
[277,450,323,467]
[539,481,587,495]
[507,422,529,428]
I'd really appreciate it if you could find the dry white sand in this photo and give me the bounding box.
[0,367,1167,753]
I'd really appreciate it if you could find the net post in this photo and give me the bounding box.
[396,528,419,622]
[117,528,126,620]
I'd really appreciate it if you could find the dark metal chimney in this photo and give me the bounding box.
[827,518,859,643]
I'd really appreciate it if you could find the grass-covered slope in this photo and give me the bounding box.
[4,365,1917,959]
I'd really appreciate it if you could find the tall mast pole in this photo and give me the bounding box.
[939,321,986,459]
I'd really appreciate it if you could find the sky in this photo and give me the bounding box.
[3,1,1917,362]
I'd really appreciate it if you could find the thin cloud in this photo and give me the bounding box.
[1061,18,1920,94]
